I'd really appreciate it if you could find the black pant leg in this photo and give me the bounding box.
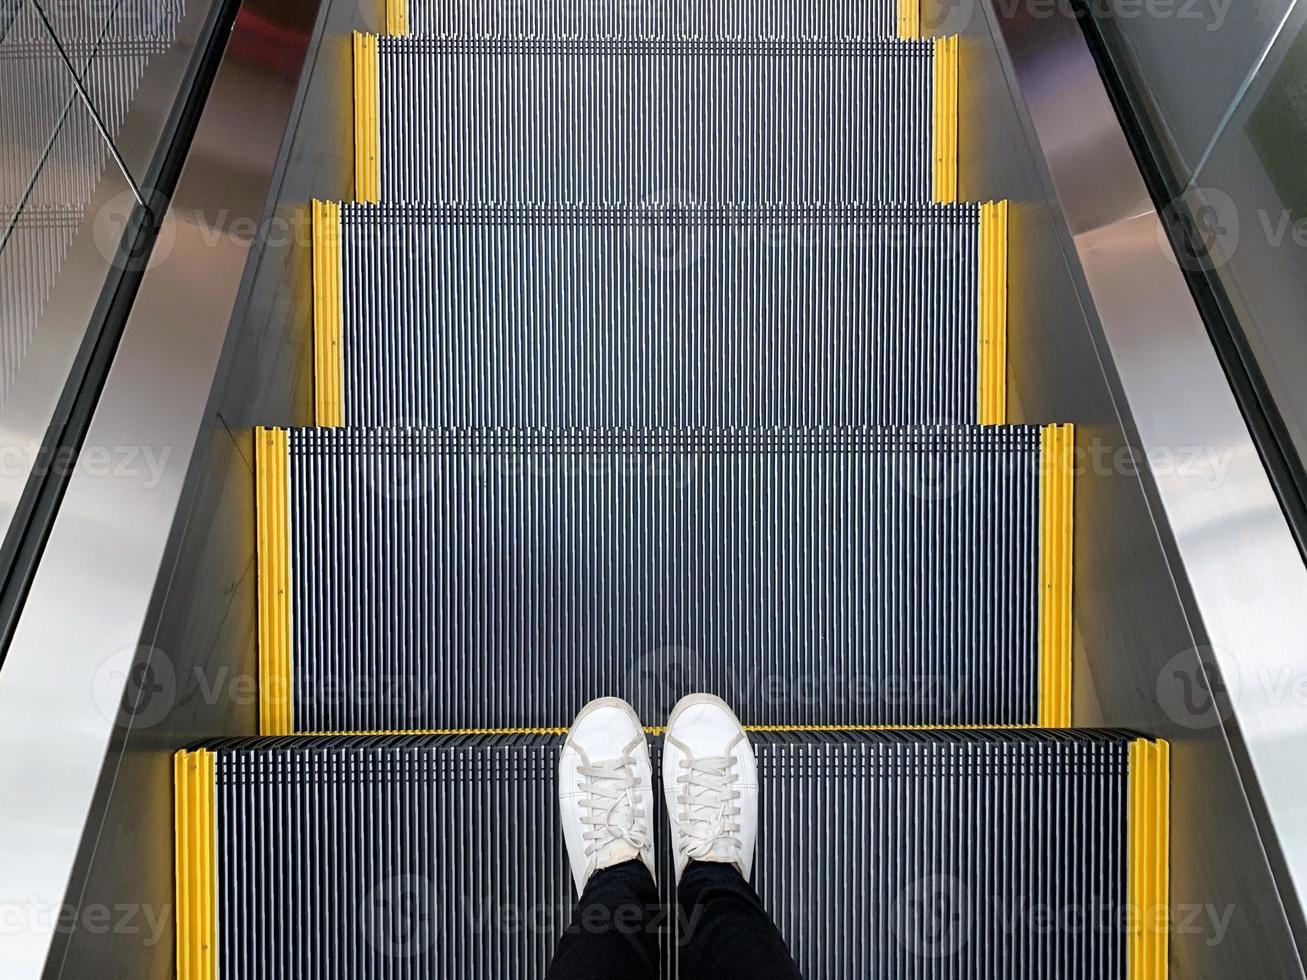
[546,860,661,980]
[677,861,802,980]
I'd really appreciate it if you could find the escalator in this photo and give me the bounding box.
[169,4,1174,976]
[12,0,1307,978]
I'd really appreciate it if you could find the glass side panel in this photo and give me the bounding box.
[1089,0,1307,510]
[0,0,199,560]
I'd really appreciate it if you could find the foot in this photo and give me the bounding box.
[559,697,656,893]
[662,693,759,883]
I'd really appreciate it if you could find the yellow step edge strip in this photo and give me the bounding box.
[312,201,344,427]
[1129,738,1171,980]
[897,0,921,39]
[385,0,409,35]
[353,32,381,203]
[979,201,1009,425]
[256,427,293,736]
[174,750,216,980]
[933,35,959,204]
[296,723,1044,738]
[1039,423,1075,727]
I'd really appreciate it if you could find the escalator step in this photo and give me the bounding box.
[398,0,905,40]
[314,201,1008,428]
[175,730,1170,979]
[255,425,1075,735]
[358,36,950,203]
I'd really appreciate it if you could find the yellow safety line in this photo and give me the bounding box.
[256,427,293,736]
[312,201,344,427]
[174,750,216,980]
[297,723,1044,738]
[933,36,959,204]
[979,201,1009,425]
[742,723,1037,732]
[385,0,409,35]
[302,727,573,737]
[353,33,381,203]
[1039,424,1075,727]
[897,0,921,39]
[1129,739,1171,980]
[932,36,960,202]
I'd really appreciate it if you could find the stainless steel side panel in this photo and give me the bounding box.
[957,1,1307,974]
[0,0,363,976]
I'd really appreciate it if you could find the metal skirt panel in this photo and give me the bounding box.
[212,730,1129,980]
[338,203,979,428]
[376,38,934,203]
[405,0,899,39]
[287,427,1041,732]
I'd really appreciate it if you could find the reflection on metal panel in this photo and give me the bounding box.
[0,0,182,410]
[0,97,106,408]
[0,1,79,291]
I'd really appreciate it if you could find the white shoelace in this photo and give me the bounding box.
[674,755,742,860]
[579,755,649,858]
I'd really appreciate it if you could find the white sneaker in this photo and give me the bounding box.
[559,697,656,893]
[662,693,759,883]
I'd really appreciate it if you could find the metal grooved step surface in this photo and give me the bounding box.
[374,37,935,202]
[403,0,901,39]
[279,426,1044,733]
[189,731,1150,979]
[330,203,981,427]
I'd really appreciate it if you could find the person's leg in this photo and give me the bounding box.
[663,694,802,980]
[547,698,660,980]
[677,861,802,979]
[546,859,660,979]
